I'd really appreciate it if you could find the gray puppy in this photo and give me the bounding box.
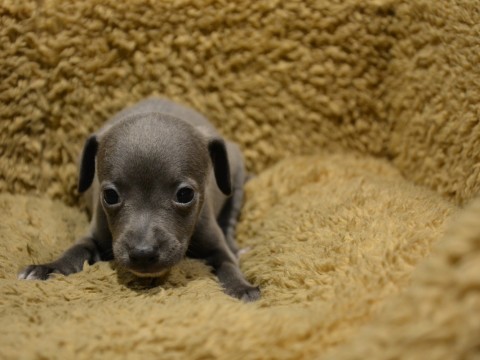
[19,98,260,302]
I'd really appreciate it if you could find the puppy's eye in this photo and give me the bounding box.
[103,188,120,205]
[176,187,194,204]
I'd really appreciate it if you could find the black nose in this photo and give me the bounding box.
[128,245,158,266]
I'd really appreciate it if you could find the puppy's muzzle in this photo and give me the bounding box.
[129,245,157,266]
[128,245,160,273]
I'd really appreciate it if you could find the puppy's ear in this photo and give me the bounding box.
[78,135,98,193]
[208,138,232,196]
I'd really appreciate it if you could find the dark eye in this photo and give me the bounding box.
[103,188,120,205]
[176,187,194,204]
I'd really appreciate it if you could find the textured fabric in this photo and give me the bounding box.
[1,0,479,359]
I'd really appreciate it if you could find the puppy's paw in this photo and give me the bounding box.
[226,284,261,302]
[240,285,261,302]
[18,264,62,280]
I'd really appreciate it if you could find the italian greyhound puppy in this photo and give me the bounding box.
[19,98,260,302]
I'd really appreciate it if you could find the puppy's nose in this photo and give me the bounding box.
[128,245,158,266]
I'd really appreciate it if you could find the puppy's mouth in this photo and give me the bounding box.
[128,268,170,278]
[125,261,174,278]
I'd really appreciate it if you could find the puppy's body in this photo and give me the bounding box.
[19,98,259,301]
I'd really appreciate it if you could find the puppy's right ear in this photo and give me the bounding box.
[78,135,98,193]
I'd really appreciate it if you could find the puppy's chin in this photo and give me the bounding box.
[129,269,170,278]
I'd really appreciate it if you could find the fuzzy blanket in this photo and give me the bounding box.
[1,0,479,359]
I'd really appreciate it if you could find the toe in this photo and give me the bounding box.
[240,286,261,302]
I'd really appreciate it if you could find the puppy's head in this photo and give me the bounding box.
[78,113,231,276]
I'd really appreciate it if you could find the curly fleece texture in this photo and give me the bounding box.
[1,0,480,359]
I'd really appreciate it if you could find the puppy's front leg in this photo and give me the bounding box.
[214,258,261,302]
[189,211,260,302]
[18,235,111,280]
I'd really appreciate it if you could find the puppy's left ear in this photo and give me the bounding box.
[208,138,232,196]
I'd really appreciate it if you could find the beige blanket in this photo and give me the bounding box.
[1,0,479,358]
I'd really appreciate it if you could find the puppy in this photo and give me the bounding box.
[19,98,260,302]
